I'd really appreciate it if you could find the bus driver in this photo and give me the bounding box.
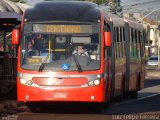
[72,45,89,57]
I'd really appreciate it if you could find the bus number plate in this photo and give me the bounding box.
[53,93,67,99]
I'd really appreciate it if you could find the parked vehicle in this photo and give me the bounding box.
[147,55,158,69]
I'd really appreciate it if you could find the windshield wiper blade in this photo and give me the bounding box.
[38,35,57,72]
[38,54,49,72]
[73,55,82,72]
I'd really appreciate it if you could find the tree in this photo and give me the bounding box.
[44,0,106,5]
[80,0,106,5]
[9,0,26,3]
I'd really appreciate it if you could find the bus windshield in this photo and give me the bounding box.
[21,24,101,72]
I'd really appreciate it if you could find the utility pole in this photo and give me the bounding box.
[137,8,160,23]
[105,0,122,14]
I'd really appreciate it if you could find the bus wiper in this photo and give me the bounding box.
[38,36,56,72]
[72,55,82,72]
[38,54,49,72]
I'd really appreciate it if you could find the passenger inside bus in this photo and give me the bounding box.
[27,42,34,52]
[32,34,46,54]
[27,41,37,56]
[72,44,89,57]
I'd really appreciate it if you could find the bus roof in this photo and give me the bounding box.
[127,19,144,30]
[24,1,101,23]
[103,11,143,30]
[103,12,125,27]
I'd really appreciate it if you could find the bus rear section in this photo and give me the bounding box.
[103,12,145,100]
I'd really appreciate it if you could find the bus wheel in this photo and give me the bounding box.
[27,102,41,112]
[125,91,138,99]
[88,103,104,113]
[104,101,111,108]
[124,91,138,99]
[129,91,138,99]
[95,103,104,113]
[114,94,123,102]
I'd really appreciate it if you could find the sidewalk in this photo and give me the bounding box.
[145,70,160,79]
[0,101,28,114]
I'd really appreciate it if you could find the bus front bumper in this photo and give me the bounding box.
[17,80,105,102]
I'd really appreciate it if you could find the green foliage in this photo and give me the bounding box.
[44,0,106,4]
[79,0,106,4]
[9,0,26,3]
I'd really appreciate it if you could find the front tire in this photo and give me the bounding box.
[27,102,41,112]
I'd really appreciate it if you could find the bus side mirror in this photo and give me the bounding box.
[12,28,20,45]
[104,32,111,47]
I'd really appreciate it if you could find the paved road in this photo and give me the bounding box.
[16,94,160,120]
[1,78,160,120]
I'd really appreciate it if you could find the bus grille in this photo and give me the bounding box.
[32,77,87,86]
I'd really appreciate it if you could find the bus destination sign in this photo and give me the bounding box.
[33,24,93,34]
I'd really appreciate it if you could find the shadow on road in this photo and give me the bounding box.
[104,94,160,115]
[103,78,160,115]
[144,79,160,88]
[26,102,104,114]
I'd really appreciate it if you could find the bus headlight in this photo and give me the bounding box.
[20,79,33,86]
[93,80,100,85]
[27,80,33,86]
[88,81,94,86]
[20,79,27,85]
[88,80,100,86]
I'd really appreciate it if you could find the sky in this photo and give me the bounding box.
[26,0,43,6]
[26,0,159,7]
[26,0,76,6]
[26,0,127,6]
[26,0,160,21]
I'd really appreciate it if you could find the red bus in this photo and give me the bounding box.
[12,1,145,108]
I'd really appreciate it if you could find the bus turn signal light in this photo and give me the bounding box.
[104,32,111,47]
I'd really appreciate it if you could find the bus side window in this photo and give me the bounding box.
[121,27,125,58]
[130,29,134,57]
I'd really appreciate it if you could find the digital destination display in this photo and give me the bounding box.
[47,25,81,33]
[33,24,93,33]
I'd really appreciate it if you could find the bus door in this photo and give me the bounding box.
[104,21,112,101]
[124,22,130,94]
[109,21,116,100]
